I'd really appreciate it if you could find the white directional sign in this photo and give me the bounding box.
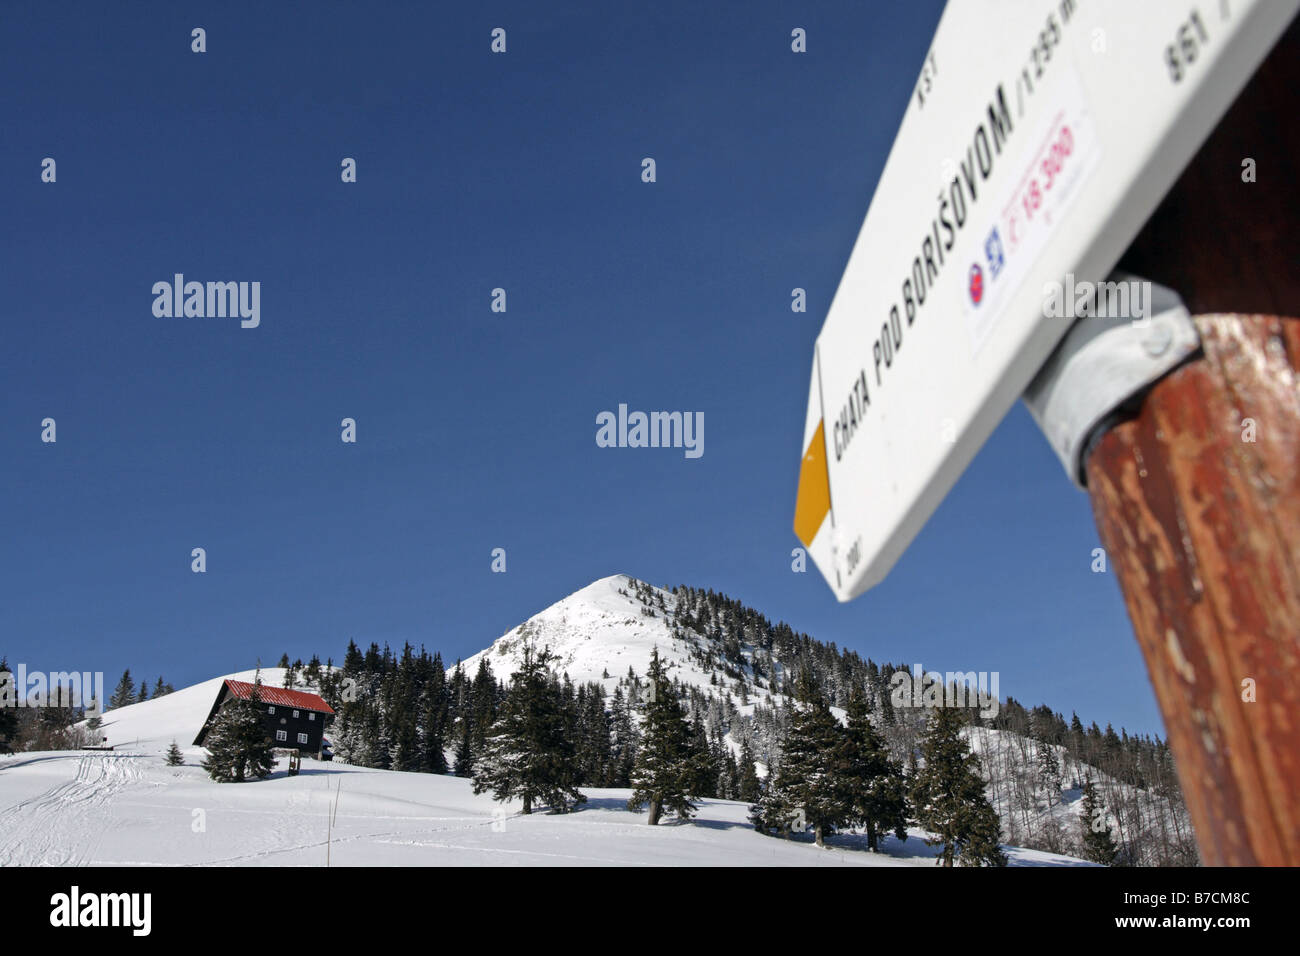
[795,0,1298,601]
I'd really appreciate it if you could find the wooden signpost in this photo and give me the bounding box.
[1086,15,1300,865]
[796,1,1299,865]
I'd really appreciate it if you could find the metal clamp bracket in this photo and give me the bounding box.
[1023,273,1201,488]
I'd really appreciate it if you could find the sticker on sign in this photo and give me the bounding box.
[794,0,1298,602]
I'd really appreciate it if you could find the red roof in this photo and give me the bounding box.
[224,680,335,714]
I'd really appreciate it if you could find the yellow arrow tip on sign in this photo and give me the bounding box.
[794,419,831,547]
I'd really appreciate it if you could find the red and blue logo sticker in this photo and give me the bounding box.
[969,226,1006,307]
[968,263,984,305]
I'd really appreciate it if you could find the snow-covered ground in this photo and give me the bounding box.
[0,749,1086,867]
[0,664,1088,866]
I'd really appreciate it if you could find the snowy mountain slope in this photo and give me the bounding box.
[0,577,1111,866]
[462,575,792,722]
[0,744,1085,866]
[963,724,1193,865]
[462,575,1182,864]
[1,659,1088,866]
[464,575,728,691]
[86,667,292,754]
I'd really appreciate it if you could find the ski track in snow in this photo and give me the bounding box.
[0,752,141,866]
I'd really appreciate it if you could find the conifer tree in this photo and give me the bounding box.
[736,739,762,803]
[473,647,585,814]
[839,685,908,851]
[137,680,149,703]
[165,740,184,766]
[880,675,897,726]
[608,686,638,787]
[452,716,474,777]
[420,655,449,774]
[575,686,612,785]
[109,670,135,710]
[627,648,701,825]
[332,705,371,766]
[200,676,275,782]
[911,706,1007,866]
[0,660,18,752]
[719,744,739,801]
[1070,711,1085,751]
[364,647,393,770]
[1080,776,1120,864]
[752,670,847,847]
[389,645,421,771]
[1037,738,1063,804]
[749,767,791,835]
[470,659,499,757]
[687,715,718,798]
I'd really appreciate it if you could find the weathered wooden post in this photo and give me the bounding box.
[1085,315,1299,866]
[1080,18,1300,866]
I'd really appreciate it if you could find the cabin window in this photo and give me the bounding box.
[293,710,300,718]
[276,730,287,742]
[308,712,316,721]
[297,733,308,744]
[268,706,276,714]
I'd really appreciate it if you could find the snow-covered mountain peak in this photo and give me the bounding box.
[462,576,769,704]
[463,575,688,684]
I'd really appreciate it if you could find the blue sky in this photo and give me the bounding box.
[0,1,1161,736]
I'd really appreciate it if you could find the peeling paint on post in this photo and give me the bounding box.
[1086,314,1300,866]
[1088,16,1300,866]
